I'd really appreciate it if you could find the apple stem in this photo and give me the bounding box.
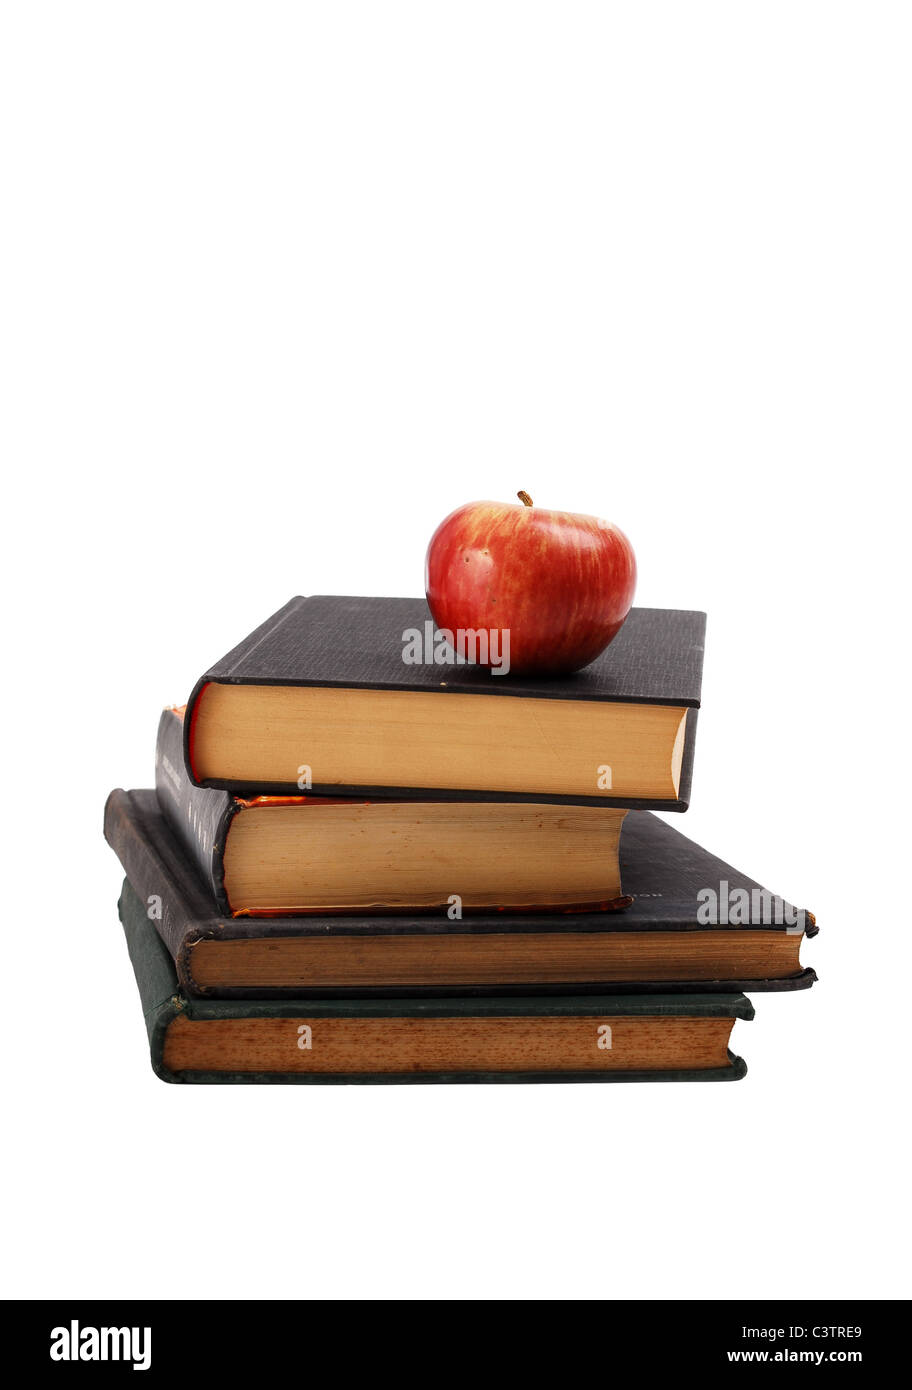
[517,490,534,507]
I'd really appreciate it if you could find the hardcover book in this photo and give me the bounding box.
[118,880,752,1084]
[105,786,817,998]
[156,707,630,914]
[184,596,705,809]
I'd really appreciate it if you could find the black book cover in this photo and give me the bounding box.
[104,786,817,999]
[118,879,752,1085]
[184,596,705,809]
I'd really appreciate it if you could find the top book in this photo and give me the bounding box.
[184,596,706,808]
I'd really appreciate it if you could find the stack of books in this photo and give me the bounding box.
[104,595,815,1083]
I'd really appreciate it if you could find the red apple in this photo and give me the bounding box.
[425,492,637,675]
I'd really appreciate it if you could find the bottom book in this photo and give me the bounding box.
[119,880,753,1084]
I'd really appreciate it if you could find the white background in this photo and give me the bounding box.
[2,3,910,1301]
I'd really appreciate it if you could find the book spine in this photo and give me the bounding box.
[117,878,185,1083]
[103,789,203,982]
[155,709,236,913]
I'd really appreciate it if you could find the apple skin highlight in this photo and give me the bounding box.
[425,494,637,676]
